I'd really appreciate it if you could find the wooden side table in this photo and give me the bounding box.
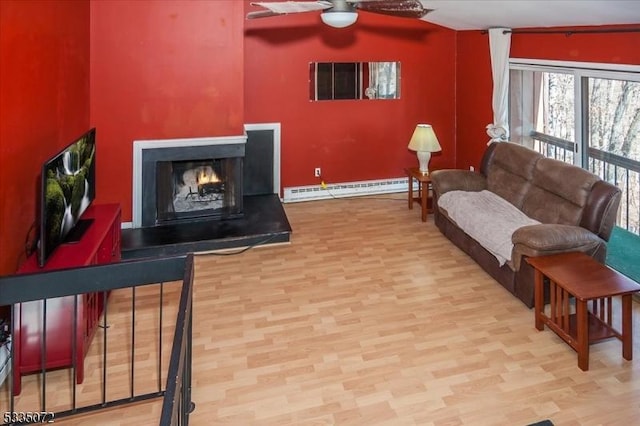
[404,167,433,222]
[527,252,640,371]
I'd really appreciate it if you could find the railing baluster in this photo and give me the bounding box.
[72,294,78,412]
[626,167,631,230]
[637,172,640,233]
[159,281,164,393]
[102,290,108,405]
[9,304,15,414]
[41,299,47,412]
[131,286,136,399]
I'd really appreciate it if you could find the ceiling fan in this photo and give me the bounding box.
[247,0,432,28]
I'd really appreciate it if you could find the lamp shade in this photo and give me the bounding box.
[320,11,358,28]
[408,124,441,153]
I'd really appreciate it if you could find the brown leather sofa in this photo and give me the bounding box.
[430,142,621,308]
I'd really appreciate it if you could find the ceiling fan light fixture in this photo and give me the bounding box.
[320,11,358,28]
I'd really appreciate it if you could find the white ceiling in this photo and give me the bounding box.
[418,0,640,30]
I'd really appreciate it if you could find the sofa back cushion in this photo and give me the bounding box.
[484,142,542,208]
[521,157,600,225]
[480,141,621,237]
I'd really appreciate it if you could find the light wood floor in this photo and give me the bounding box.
[4,194,640,425]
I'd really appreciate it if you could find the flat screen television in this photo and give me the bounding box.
[38,128,96,267]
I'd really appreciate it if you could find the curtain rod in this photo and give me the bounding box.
[481,27,640,36]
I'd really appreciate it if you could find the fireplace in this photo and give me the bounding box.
[123,125,290,259]
[155,156,243,224]
[133,136,246,228]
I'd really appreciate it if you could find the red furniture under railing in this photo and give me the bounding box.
[12,203,121,395]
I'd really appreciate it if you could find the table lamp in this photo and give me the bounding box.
[408,124,441,175]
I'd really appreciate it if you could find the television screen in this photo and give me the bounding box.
[39,128,96,267]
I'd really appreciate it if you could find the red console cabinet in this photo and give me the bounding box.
[12,203,121,395]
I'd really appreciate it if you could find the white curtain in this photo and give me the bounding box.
[486,28,512,144]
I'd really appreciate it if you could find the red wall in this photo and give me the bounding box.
[0,0,90,275]
[244,4,457,187]
[455,31,492,171]
[3,1,640,277]
[89,0,245,221]
[455,25,640,170]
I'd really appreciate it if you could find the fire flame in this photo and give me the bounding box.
[197,169,220,184]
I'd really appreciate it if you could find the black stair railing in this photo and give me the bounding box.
[0,255,194,425]
[160,253,194,426]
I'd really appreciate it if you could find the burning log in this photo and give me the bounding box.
[198,181,224,197]
[197,168,224,197]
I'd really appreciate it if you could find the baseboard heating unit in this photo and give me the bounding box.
[283,177,418,203]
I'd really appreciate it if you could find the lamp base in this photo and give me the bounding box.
[416,151,432,175]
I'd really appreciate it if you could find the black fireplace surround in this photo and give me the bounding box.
[141,142,244,227]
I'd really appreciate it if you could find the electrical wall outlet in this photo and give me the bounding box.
[314,167,322,178]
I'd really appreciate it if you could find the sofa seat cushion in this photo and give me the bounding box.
[437,190,540,266]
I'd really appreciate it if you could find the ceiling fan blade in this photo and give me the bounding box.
[247,10,283,20]
[354,0,432,19]
[248,1,333,19]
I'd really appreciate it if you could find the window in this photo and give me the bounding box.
[509,59,640,233]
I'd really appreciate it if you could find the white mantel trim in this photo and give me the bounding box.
[132,135,247,228]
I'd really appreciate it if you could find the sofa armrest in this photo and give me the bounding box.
[430,170,487,196]
[511,224,605,270]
